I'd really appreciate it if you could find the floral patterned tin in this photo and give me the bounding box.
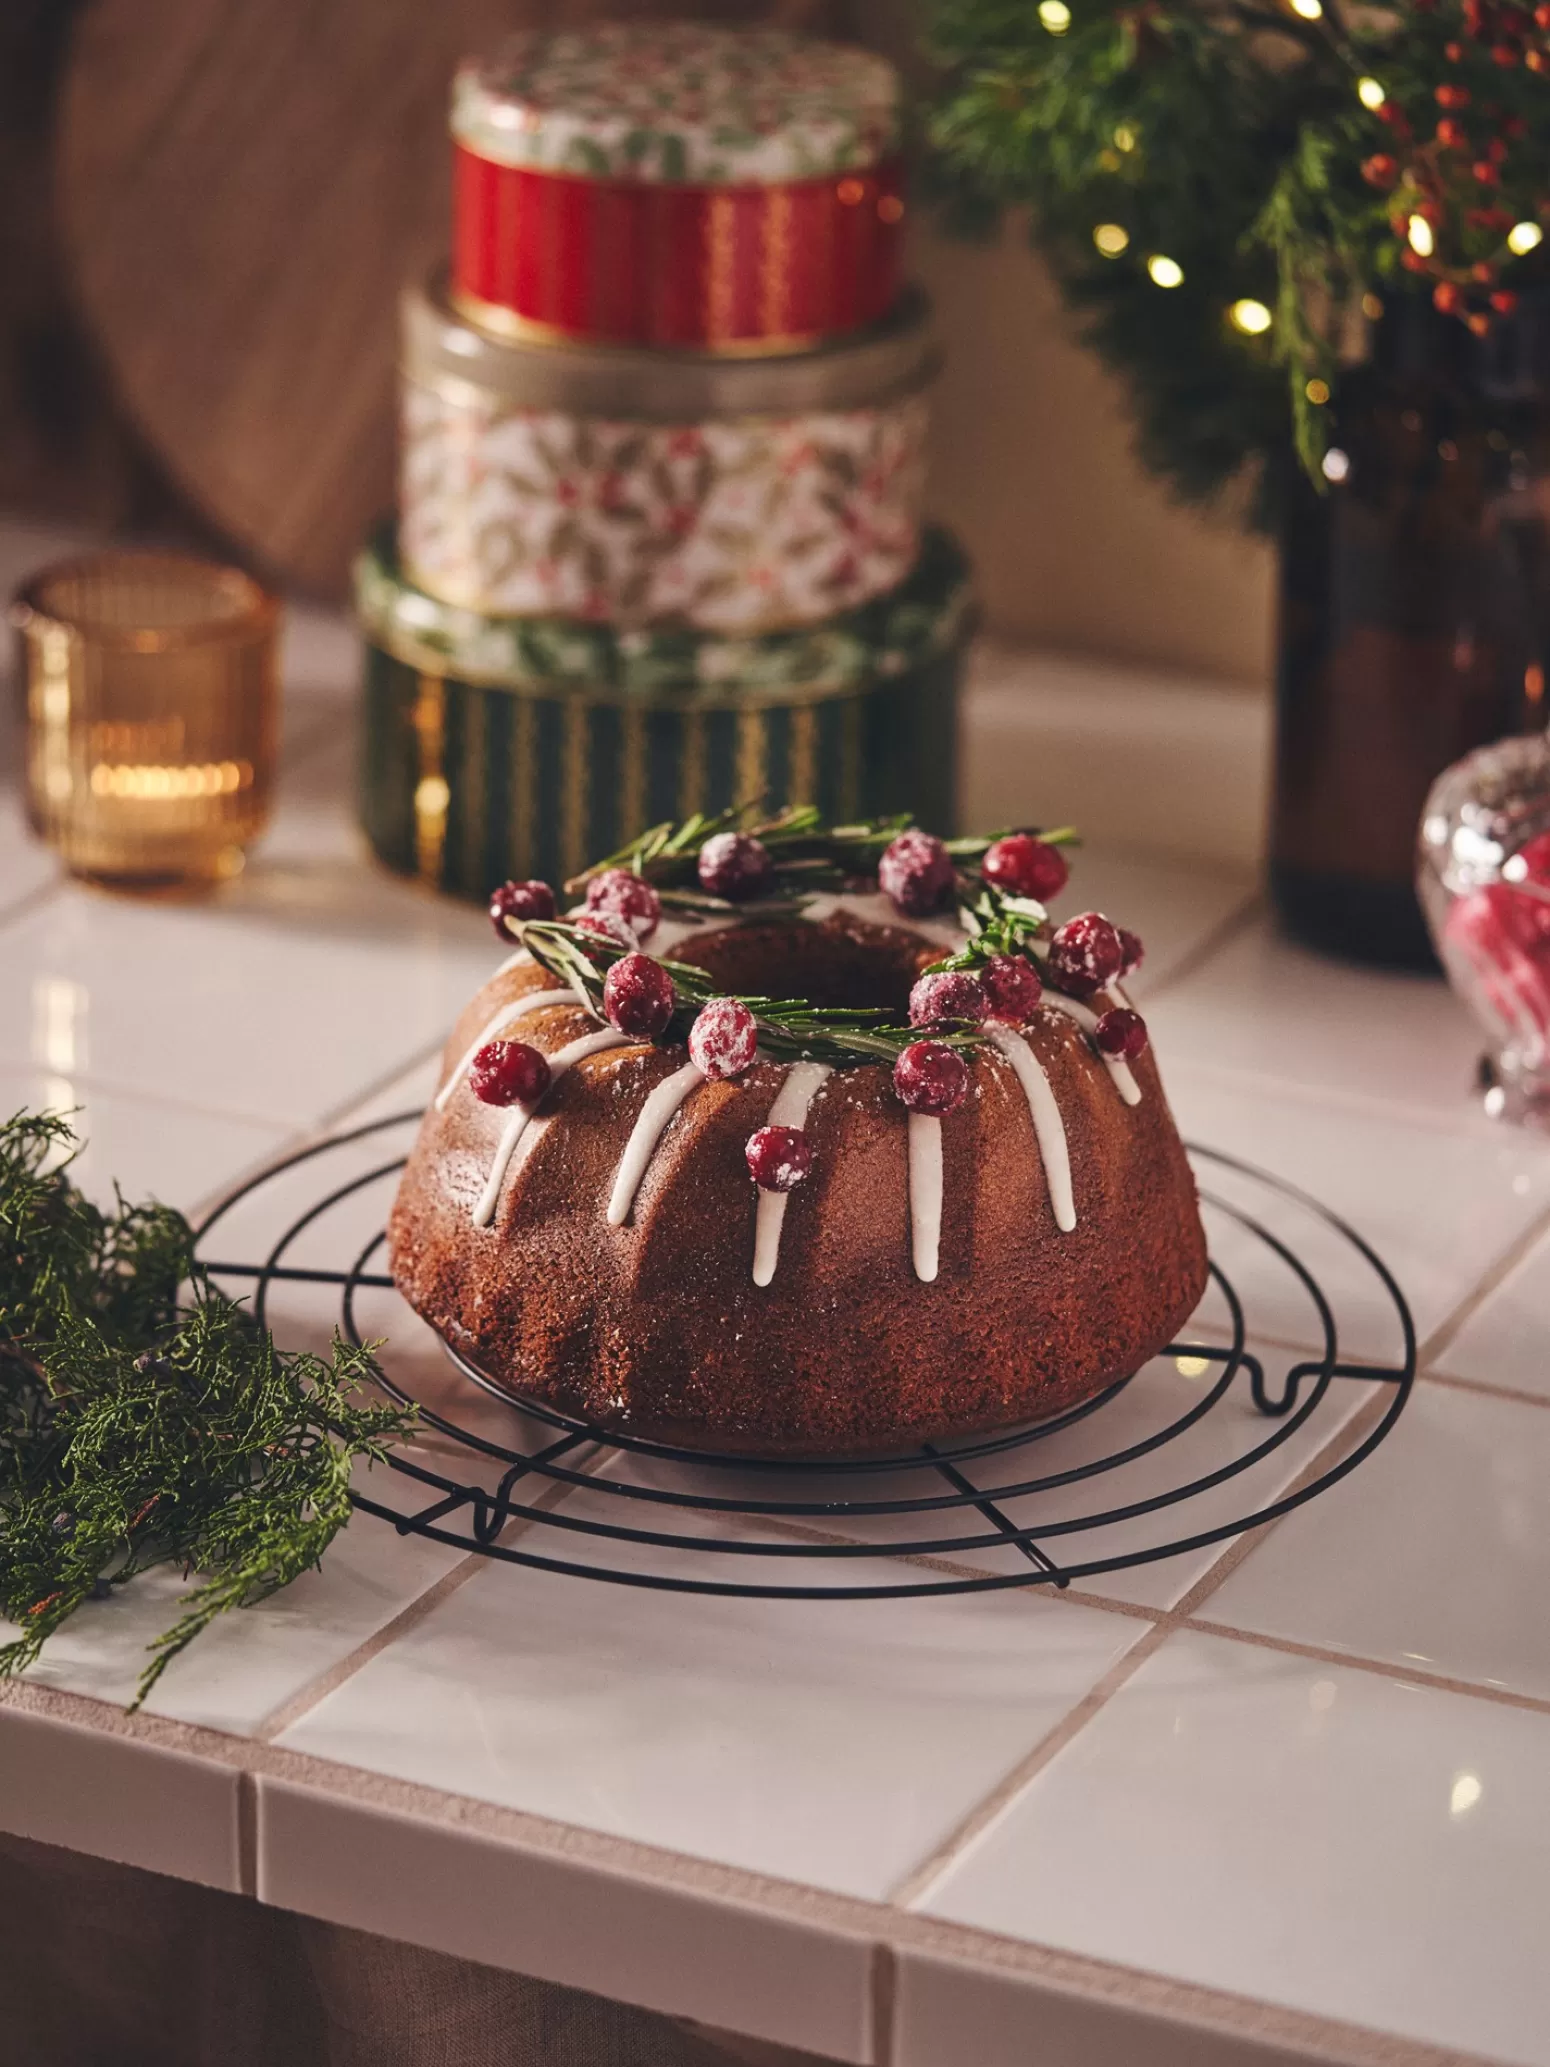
[399,276,937,633]
[356,522,972,897]
[450,24,904,351]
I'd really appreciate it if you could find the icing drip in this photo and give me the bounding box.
[985,1023,1077,1232]
[907,1113,944,1282]
[751,1061,832,1286]
[435,989,585,1112]
[607,1062,705,1226]
[801,890,967,952]
[473,1028,629,1228]
[1038,991,1143,1107]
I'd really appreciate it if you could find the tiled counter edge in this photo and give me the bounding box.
[0,1678,1498,2067]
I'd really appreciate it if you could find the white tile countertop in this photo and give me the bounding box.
[2,525,1549,2067]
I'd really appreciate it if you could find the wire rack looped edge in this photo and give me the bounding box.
[196,1114,1416,1601]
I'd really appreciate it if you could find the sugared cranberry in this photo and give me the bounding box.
[1046,912,1125,996]
[585,867,661,941]
[488,878,556,939]
[688,998,759,1078]
[575,909,637,951]
[908,969,989,1029]
[745,1125,813,1191]
[1116,926,1145,978]
[878,828,955,917]
[981,953,1044,1022]
[1095,1007,1149,1060]
[893,1039,970,1116]
[981,833,1069,903]
[469,1039,552,1106]
[604,953,675,1038]
[697,831,774,901]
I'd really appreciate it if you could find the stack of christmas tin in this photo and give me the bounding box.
[358,22,972,897]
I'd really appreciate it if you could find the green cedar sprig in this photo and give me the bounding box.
[0,1110,414,1707]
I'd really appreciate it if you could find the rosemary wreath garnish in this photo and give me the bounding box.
[519,809,1081,1067]
[0,1110,414,1707]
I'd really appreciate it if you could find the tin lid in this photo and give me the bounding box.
[402,273,938,421]
[451,24,901,186]
[356,522,972,700]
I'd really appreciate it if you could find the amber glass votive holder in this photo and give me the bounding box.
[11,551,280,888]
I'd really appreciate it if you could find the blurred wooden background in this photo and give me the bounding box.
[0,0,1271,686]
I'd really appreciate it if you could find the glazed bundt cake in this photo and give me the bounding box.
[388,814,1209,1457]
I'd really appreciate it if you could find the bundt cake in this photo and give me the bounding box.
[388,813,1209,1457]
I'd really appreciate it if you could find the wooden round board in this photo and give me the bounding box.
[58,0,817,597]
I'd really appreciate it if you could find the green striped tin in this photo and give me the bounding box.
[357,523,972,898]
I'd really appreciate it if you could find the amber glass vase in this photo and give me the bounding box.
[1271,294,1550,970]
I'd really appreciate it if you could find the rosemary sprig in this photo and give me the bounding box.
[0,1110,414,1707]
[517,919,979,1067]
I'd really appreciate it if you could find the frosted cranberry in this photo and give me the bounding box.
[469,1040,552,1106]
[688,998,758,1078]
[745,1124,813,1191]
[697,831,774,901]
[488,878,556,939]
[893,1039,970,1116]
[585,867,661,941]
[908,969,988,1029]
[1095,1007,1149,1060]
[878,828,955,917]
[575,909,637,951]
[981,833,1069,902]
[981,953,1044,1022]
[603,953,675,1038]
[1046,912,1125,996]
[1116,926,1145,977]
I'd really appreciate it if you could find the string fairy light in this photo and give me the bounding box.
[1038,0,1071,32]
[1406,214,1435,258]
[1230,298,1273,334]
[1356,77,1385,109]
[1093,222,1130,256]
[1147,254,1184,288]
[1508,221,1544,255]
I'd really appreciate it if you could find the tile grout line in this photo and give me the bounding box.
[868,1941,896,2067]
[251,1450,610,1745]
[885,1618,1176,1912]
[881,1384,1395,1914]
[1178,1616,1550,1717]
[235,1769,259,1898]
[1413,1192,1550,1373]
[1416,1365,1550,1412]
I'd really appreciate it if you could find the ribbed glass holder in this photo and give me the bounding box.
[11,551,280,887]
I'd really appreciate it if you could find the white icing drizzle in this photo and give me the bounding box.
[473,1028,630,1229]
[802,890,968,952]
[985,1023,1077,1233]
[1037,991,1142,1107]
[435,989,585,1112]
[907,1113,945,1282]
[751,1061,832,1287]
[607,1062,706,1226]
[493,948,533,979]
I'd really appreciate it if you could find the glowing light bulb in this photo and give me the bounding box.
[1356,76,1386,109]
[1306,378,1331,404]
[1322,447,1351,482]
[1407,214,1436,258]
[1174,1355,1210,1379]
[1289,0,1323,16]
[1508,220,1544,255]
[1093,222,1130,257]
[1147,254,1184,289]
[1113,124,1136,152]
[1038,0,1072,31]
[1230,298,1273,334]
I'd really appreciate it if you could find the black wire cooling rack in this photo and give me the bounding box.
[194,1113,1415,1601]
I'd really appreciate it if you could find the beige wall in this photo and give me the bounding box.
[914,218,1275,688]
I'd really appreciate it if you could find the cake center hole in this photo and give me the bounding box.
[674,919,935,1014]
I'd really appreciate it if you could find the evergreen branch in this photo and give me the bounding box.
[0,1111,415,1708]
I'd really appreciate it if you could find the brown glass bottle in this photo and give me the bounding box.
[1270,294,1549,969]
